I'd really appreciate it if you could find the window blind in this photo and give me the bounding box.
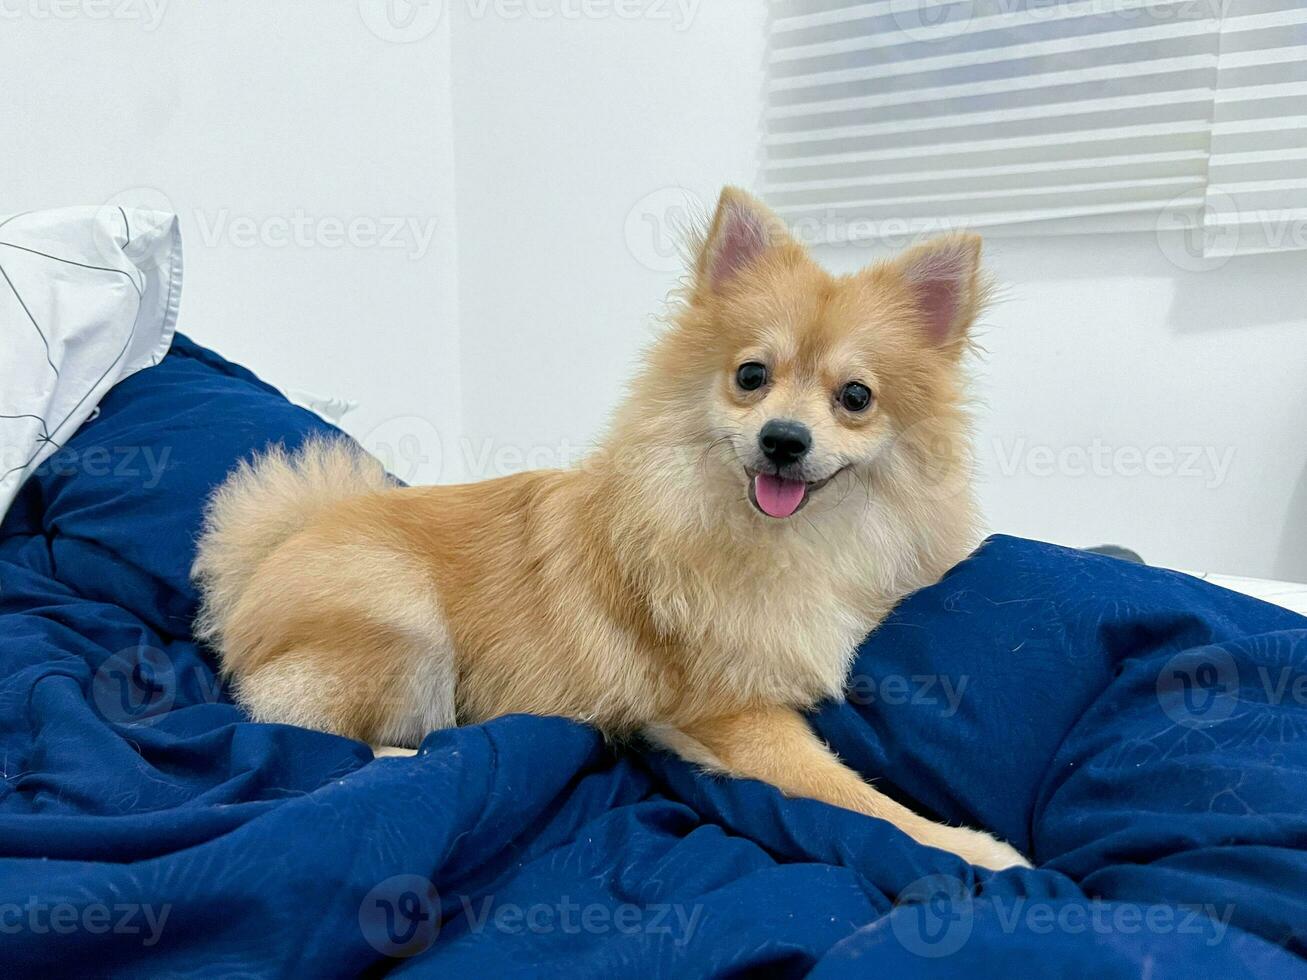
[1202,0,1307,255]
[763,0,1306,257]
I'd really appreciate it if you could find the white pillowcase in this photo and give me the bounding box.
[0,206,182,521]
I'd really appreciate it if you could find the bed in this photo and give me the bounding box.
[1,212,1305,978]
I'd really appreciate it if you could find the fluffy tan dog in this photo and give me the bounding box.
[192,187,1027,869]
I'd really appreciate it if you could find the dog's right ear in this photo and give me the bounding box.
[694,187,796,293]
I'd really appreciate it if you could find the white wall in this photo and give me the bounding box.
[6,3,1304,580]
[824,233,1307,582]
[1,1,462,484]
[448,0,762,472]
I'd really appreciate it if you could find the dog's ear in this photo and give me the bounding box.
[888,233,987,348]
[695,187,795,292]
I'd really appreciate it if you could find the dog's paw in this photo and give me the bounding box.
[934,825,1031,870]
[967,834,1031,871]
[371,744,418,758]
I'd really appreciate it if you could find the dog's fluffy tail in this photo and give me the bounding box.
[191,436,389,650]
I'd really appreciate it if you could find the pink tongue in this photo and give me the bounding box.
[754,473,807,518]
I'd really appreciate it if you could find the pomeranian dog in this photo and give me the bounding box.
[192,187,1027,869]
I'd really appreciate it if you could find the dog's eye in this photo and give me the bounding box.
[838,382,873,412]
[735,362,768,391]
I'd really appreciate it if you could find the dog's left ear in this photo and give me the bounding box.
[694,187,796,293]
[888,233,986,348]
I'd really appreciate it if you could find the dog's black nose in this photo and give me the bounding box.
[759,419,811,467]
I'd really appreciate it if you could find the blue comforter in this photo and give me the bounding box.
[1,335,1304,978]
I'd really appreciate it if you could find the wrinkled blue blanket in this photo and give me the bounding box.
[1,335,1304,978]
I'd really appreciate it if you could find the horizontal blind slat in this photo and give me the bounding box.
[1199,1,1307,255]
[772,175,1203,215]
[765,55,1218,119]
[767,20,1216,91]
[765,151,1208,196]
[764,91,1214,144]
[764,121,1213,171]
[768,0,1213,61]
[774,195,1204,239]
[764,0,1303,254]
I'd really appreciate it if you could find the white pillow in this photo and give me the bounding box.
[0,206,182,520]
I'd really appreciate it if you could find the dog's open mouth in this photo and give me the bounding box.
[747,470,837,519]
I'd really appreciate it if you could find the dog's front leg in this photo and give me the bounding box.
[649,705,1029,870]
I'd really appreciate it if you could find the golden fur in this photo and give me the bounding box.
[192,187,1027,869]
